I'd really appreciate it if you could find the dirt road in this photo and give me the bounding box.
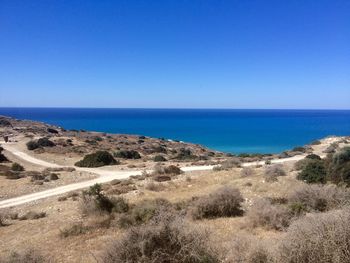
[0,143,308,208]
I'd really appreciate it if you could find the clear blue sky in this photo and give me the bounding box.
[0,0,349,109]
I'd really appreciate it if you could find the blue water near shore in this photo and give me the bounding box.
[1,108,350,154]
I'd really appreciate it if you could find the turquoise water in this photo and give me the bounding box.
[0,108,350,154]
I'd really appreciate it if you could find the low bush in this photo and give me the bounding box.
[297,159,327,184]
[153,155,167,162]
[246,198,292,230]
[292,146,306,153]
[294,154,321,171]
[131,199,173,225]
[37,137,55,147]
[60,223,88,238]
[102,218,219,263]
[264,164,286,182]
[0,212,5,227]
[327,147,350,185]
[75,151,118,167]
[26,138,55,150]
[0,118,11,127]
[310,139,321,145]
[145,181,166,191]
[240,167,254,177]
[164,165,182,175]
[18,211,46,220]
[1,249,46,263]
[191,186,244,219]
[47,127,58,134]
[305,153,321,160]
[153,175,171,182]
[175,148,197,160]
[227,234,272,263]
[0,147,9,162]
[213,158,241,171]
[278,208,350,263]
[152,164,182,176]
[11,163,24,172]
[80,184,128,215]
[288,184,350,213]
[114,150,141,159]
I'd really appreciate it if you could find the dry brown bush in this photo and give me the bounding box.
[1,249,46,263]
[226,234,272,263]
[18,211,46,221]
[241,167,255,177]
[145,181,166,192]
[60,222,88,238]
[0,212,5,227]
[191,186,244,219]
[213,157,241,171]
[278,208,350,263]
[102,218,219,263]
[288,184,350,213]
[152,163,182,175]
[264,164,286,182]
[246,198,292,230]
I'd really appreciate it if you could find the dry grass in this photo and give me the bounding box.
[241,167,255,177]
[0,249,46,263]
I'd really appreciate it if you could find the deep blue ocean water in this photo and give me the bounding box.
[1,108,350,154]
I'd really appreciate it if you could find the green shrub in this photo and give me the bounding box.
[26,140,39,150]
[75,151,118,167]
[26,137,55,150]
[11,163,24,172]
[153,155,167,162]
[310,139,321,145]
[328,147,350,185]
[81,184,117,214]
[0,119,11,127]
[114,150,141,159]
[0,147,8,162]
[297,159,327,184]
[175,148,196,160]
[191,186,244,219]
[292,146,306,152]
[306,154,321,160]
[37,137,55,147]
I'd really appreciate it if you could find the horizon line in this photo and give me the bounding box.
[0,107,350,111]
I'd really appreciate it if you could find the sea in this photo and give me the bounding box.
[0,108,349,154]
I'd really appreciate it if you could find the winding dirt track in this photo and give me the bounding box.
[0,143,307,208]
